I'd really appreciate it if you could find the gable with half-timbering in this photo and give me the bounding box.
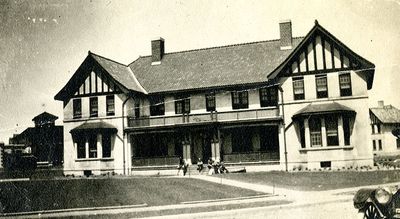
[73,69,121,97]
[282,34,360,76]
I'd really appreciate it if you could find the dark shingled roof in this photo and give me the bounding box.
[90,53,147,94]
[293,102,356,119]
[128,38,304,93]
[32,112,58,122]
[370,105,400,124]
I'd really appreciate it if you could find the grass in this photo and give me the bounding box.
[0,177,264,214]
[216,170,400,191]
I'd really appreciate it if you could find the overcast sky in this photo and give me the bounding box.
[1,0,399,143]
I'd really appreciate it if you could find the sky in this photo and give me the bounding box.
[0,0,399,143]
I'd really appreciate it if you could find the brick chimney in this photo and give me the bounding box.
[279,20,292,50]
[378,100,384,108]
[151,37,165,65]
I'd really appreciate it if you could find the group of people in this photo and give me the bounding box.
[177,157,229,176]
[200,158,229,175]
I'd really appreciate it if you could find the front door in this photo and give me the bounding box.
[202,133,212,163]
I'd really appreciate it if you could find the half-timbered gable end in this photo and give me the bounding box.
[269,21,375,89]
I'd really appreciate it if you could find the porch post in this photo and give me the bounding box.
[182,133,191,164]
[97,133,102,158]
[304,118,311,148]
[321,118,327,147]
[338,116,345,146]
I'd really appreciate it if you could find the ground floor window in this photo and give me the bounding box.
[326,116,339,146]
[77,137,86,158]
[309,117,322,147]
[102,134,112,158]
[74,132,114,159]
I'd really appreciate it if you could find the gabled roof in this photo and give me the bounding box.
[32,112,58,122]
[370,105,400,124]
[292,102,356,119]
[128,38,303,93]
[268,21,375,89]
[54,52,146,101]
[90,53,147,94]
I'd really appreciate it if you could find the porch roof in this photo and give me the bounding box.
[292,102,356,119]
[70,122,118,134]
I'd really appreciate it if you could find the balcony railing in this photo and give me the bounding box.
[127,107,279,128]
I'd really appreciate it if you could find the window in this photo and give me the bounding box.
[339,73,352,96]
[231,91,248,109]
[373,140,376,151]
[316,75,328,98]
[377,124,381,134]
[205,93,216,112]
[378,140,382,150]
[73,99,82,119]
[260,87,278,107]
[102,134,112,158]
[320,161,331,168]
[89,97,98,117]
[293,77,305,100]
[175,96,190,114]
[106,95,115,116]
[134,102,140,118]
[150,96,165,116]
[343,116,351,145]
[88,134,97,158]
[309,117,322,147]
[76,137,86,158]
[326,116,339,146]
[371,124,375,134]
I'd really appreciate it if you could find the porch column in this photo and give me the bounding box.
[182,133,191,164]
[304,118,311,148]
[338,116,345,146]
[85,141,89,158]
[211,130,221,162]
[97,134,102,158]
[321,118,327,147]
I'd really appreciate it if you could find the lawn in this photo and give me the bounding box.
[0,177,264,214]
[217,170,400,191]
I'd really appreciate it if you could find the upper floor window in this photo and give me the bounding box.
[260,87,278,107]
[206,93,216,112]
[150,96,165,116]
[293,77,305,100]
[89,97,98,117]
[339,73,352,97]
[73,99,82,119]
[134,102,140,118]
[377,124,381,134]
[316,75,328,98]
[231,91,248,109]
[175,96,190,114]
[106,95,115,116]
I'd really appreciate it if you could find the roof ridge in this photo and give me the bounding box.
[137,36,305,58]
[89,51,129,67]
